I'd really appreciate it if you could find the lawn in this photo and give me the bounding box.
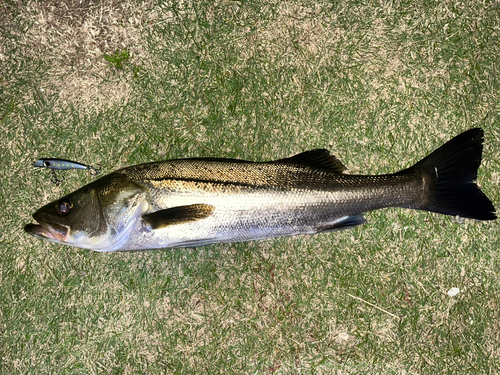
[1,0,499,373]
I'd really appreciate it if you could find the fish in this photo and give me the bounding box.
[24,128,496,252]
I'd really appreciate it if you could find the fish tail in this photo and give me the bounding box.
[403,128,496,220]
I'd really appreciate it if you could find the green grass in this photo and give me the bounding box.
[1,0,500,373]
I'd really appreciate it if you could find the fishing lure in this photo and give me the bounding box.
[33,158,101,185]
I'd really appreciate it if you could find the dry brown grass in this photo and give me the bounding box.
[19,0,150,110]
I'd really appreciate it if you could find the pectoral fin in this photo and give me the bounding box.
[142,204,215,230]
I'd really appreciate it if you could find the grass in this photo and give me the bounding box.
[1,0,499,373]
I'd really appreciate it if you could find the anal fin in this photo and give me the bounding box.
[316,214,367,233]
[142,204,215,230]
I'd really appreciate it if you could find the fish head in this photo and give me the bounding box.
[25,174,148,251]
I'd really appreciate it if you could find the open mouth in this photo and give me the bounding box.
[24,221,69,242]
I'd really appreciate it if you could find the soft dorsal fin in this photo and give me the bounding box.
[142,204,215,230]
[273,149,346,173]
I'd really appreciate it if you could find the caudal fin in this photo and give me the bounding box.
[404,128,496,220]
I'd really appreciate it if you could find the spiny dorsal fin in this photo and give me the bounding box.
[273,149,346,173]
[142,204,215,230]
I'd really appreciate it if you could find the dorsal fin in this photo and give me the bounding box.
[273,149,346,173]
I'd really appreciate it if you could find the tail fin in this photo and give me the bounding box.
[403,128,496,220]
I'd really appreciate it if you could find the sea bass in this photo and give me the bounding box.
[25,128,496,252]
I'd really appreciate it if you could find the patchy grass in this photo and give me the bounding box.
[1,0,499,374]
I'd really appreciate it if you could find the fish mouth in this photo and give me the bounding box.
[24,220,69,242]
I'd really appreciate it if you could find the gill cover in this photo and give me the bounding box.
[27,173,148,251]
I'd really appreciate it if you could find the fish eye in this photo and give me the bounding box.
[56,198,72,215]
[44,161,51,167]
